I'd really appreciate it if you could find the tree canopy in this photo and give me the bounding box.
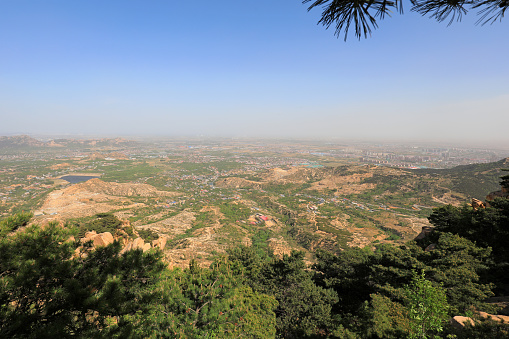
[303,0,508,40]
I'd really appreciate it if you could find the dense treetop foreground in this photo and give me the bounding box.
[304,0,508,40]
[1,180,509,337]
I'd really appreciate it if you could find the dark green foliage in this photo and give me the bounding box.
[428,201,509,259]
[137,228,160,242]
[0,220,166,338]
[229,248,339,338]
[501,169,509,189]
[368,293,410,338]
[0,211,32,236]
[418,159,507,200]
[369,243,427,300]
[304,0,508,40]
[366,271,450,339]
[262,251,338,338]
[127,259,277,338]
[73,213,124,238]
[227,245,271,288]
[250,229,273,257]
[313,248,374,316]
[313,233,494,335]
[419,233,494,314]
[428,198,509,293]
[371,236,492,314]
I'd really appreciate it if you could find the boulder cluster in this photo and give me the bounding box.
[79,231,167,253]
[472,185,509,209]
[450,312,509,329]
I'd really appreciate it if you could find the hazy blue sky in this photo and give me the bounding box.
[1,1,508,144]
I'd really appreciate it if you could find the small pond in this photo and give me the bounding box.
[60,175,100,184]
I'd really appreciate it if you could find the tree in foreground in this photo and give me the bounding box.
[405,270,449,339]
[228,247,340,338]
[127,259,277,338]
[428,197,509,294]
[0,217,278,338]
[0,221,165,338]
[303,0,508,40]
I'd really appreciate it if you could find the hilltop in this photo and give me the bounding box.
[0,135,44,148]
[34,179,179,221]
[0,135,138,150]
[416,157,509,200]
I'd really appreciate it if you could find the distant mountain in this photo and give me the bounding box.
[0,135,138,150]
[0,135,45,148]
[49,138,138,148]
[415,157,509,200]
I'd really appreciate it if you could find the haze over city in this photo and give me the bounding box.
[1,1,508,145]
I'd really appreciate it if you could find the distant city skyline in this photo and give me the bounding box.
[1,1,508,144]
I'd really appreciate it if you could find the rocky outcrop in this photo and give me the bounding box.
[152,237,167,250]
[66,179,178,198]
[415,226,434,240]
[479,312,509,323]
[471,198,485,210]
[450,316,475,329]
[120,237,153,254]
[486,189,509,202]
[485,182,509,207]
[34,179,180,221]
[80,231,114,247]
[449,312,509,331]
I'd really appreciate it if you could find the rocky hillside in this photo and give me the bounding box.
[34,179,179,221]
[0,135,138,149]
[0,135,44,148]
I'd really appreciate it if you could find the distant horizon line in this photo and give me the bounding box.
[1,132,509,151]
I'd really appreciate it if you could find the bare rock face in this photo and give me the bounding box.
[152,237,167,250]
[70,179,178,198]
[35,179,180,221]
[80,231,97,244]
[142,243,152,252]
[80,231,114,247]
[121,241,133,254]
[92,232,114,247]
[84,231,97,239]
[132,237,145,250]
[415,226,434,240]
[486,190,509,201]
[471,198,485,210]
[479,311,509,323]
[486,182,509,203]
[450,316,475,329]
